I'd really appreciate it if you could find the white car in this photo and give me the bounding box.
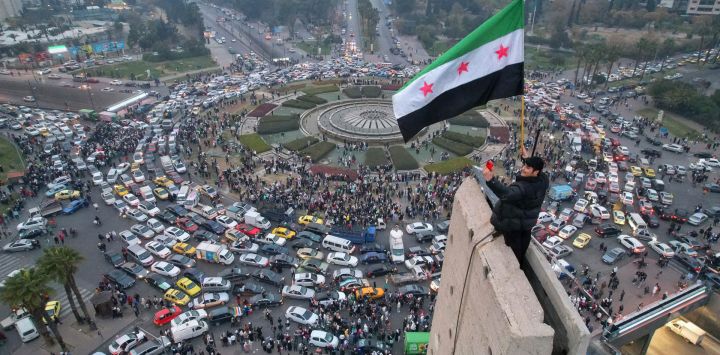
[257,233,287,246]
[16,216,47,231]
[130,224,155,239]
[151,261,181,278]
[607,173,619,184]
[123,193,140,207]
[108,329,146,355]
[536,212,555,224]
[557,225,578,240]
[238,253,269,267]
[126,209,148,222]
[593,172,607,184]
[309,330,339,348]
[214,215,237,229]
[173,161,187,173]
[282,285,316,300]
[326,252,358,267]
[662,143,684,153]
[120,230,141,246]
[170,309,208,327]
[646,189,659,202]
[110,80,123,85]
[618,235,645,254]
[659,192,673,205]
[589,204,610,220]
[147,218,166,233]
[3,239,39,252]
[285,306,319,325]
[102,191,116,205]
[229,240,259,253]
[132,170,145,183]
[293,272,326,287]
[542,236,563,250]
[154,234,178,248]
[648,240,675,258]
[191,292,230,309]
[573,199,589,213]
[705,158,720,167]
[138,201,160,217]
[405,222,433,235]
[113,200,129,213]
[668,241,698,257]
[47,176,72,189]
[145,241,172,259]
[688,213,708,226]
[116,162,130,174]
[164,227,191,243]
[621,192,634,205]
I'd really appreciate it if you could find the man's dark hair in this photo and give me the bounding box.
[523,156,544,172]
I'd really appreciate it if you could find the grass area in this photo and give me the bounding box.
[257,115,300,134]
[442,131,485,147]
[432,136,474,155]
[525,47,575,71]
[0,137,24,182]
[428,40,453,57]
[365,148,389,167]
[282,99,316,109]
[297,95,327,105]
[448,110,489,128]
[300,141,336,162]
[238,133,272,153]
[73,55,217,80]
[636,107,702,140]
[283,137,319,151]
[424,156,475,175]
[296,41,331,55]
[388,146,419,170]
[302,85,339,96]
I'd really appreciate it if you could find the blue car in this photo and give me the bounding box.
[360,252,388,264]
[45,184,68,197]
[62,198,88,214]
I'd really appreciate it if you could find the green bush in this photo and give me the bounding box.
[297,95,327,105]
[448,111,489,128]
[364,147,389,167]
[425,157,475,174]
[442,131,485,147]
[282,99,316,109]
[303,85,338,95]
[237,133,272,153]
[361,86,382,98]
[343,86,362,99]
[388,146,419,170]
[432,136,474,155]
[257,115,300,134]
[300,141,336,162]
[283,136,319,151]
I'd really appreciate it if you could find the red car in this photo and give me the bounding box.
[153,305,182,326]
[236,224,261,237]
[176,217,199,232]
[167,172,184,185]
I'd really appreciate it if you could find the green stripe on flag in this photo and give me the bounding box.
[402,0,524,90]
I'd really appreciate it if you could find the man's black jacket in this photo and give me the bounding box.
[486,173,550,233]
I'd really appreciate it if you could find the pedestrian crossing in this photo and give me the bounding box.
[56,286,95,318]
[0,253,33,279]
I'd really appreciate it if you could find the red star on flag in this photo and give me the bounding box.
[420,81,433,97]
[457,61,469,75]
[495,44,509,60]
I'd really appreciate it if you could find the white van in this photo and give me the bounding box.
[628,213,648,232]
[183,190,199,208]
[667,319,705,345]
[176,185,190,205]
[322,235,355,253]
[127,244,155,266]
[15,317,39,342]
[170,319,208,343]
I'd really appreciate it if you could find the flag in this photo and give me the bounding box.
[392,0,524,142]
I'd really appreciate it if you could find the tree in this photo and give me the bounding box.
[0,268,68,351]
[645,0,656,12]
[38,247,97,330]
[604,42,621,89]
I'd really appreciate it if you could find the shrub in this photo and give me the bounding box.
[282,99,316,109]
[364,147,389,167]
[432,136,474,155]
[303,85,338,95]
[388,146,419,170]
[343,86,362,99]
[300,141,336,162]
[425,157,475,174]
[247,103,278,117]
[257,115,300,134]
[297,95,327,105]
[442,131,485,147]
[361,86,382,98]
[237,133,271,153]
[283,136,319,151]
[448,111,489,127]
[381,83,402,91]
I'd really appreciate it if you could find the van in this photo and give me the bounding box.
[127,244,155,266]
[628,213,648,232]
[667,319,705,345]
[177,185,190,204]
[15,317,39,342]
[322,235,356,253]
[183,190,199,208]
[170,319,208,343]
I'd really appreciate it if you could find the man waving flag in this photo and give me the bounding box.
[392,0,524,142]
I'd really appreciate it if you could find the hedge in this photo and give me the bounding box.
[448,111,489,128]
[364,147,389,167]
[257,115,300,134]
[343,86,362,99]
[300,141,336,162]
[297,95,327,105]
[238,133,272,153]
[432,136,474,155]
[282,99,316,109]
[247,103,278,117]
[388,146,419,170]
[303,85,338,95]
[361,86,381,98]
[442,131,485,147]
[425,156,475,174]
[283,136,319,151]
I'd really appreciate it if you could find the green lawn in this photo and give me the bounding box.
[238,133,272,153]
[636,107,702,140]
[525,47,575,71]
[425,157,475,175]
[72,55,217,80]
[296,41,331,55]
[0,137,24,182]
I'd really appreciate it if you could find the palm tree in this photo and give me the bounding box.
[38,247,97,330]
[0,268,68,351]
[604,44,621,89]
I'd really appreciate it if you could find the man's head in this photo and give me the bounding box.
[521,156,544,177]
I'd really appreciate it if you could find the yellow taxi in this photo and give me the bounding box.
[613,210,626,225]
[172,243,196,257]
[163,289,190,306]
[39,127,50,137]
[130,162,140,172]
[55,190,81,200]
[630,166,642,177]
[176,277,201,297]
[153,188,169,200]
[643,167,656,178]
[271,227,296,239]
[43,301,61,324]
[297,215,324,226]
[355,287,385,300]
[573,233,592,249]
[114,184,129,197]
[153,176,173,187]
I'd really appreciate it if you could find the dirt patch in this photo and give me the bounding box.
[576,26,689,44]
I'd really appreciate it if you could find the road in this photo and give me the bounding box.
[647,323,720,355]
[367,0,404,65]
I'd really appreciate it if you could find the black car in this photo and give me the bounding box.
[297,231,323,243]
[694,152,714,159]
[231,282,265,296]
[661,208,690,223]
[704,206,720,218]
[315,291,344,306]
[355,339,391,353]
[260,244,290,256]
[251,269,284,286]
[366,265,394,278]
[643,214,660,228]
[415,230,437,243]
[248,293,283,308]
[193,230,220,242]
[594,224,621,238]
[405,246,432,258]
[290,239,317,250]
[398,285,429,297]
[104,270,135,289]
[186,212,207,226]
[157,210,178,225]
[435,220,450,233]
[120,262,149,279]
[202,220,226,235]
[167,205,189,217]
[18,227,47,239]
[217,267,251,283]
[705,184,720,193]
[182,268,206,284]
[167,254,196,269]
[360,243,386,255]
[145,273,173,292]
[678,236,703,250]
[299,259,328,274]
[104,252,125,268]
[674,254,705,273]
[270,254,299,269]
[207,306,236,326]
[641,147,662,156]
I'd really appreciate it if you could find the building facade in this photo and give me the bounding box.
[0,0,23,21]
[686,0,720,14]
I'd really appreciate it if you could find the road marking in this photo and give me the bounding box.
[57,286,95,318]
[0,253,32,277]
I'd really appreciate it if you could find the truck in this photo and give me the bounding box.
[258,206,294,224]
[548,185,575,202]
[389,227,405,264]
[244,211,271,230]
[330,226,376,245]
[1,308,29,330]
[390,265,428,285]
[666,319,705,345]
[160,156,174,172]
[226,202,255,221]
[191,204,219,220]
[196,242,235,265]
[28,199,62,218]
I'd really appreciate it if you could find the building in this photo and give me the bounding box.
[0,0,23,21]
[685,0,720,14]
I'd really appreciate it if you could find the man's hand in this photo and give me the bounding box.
[521,146,529,159]
[483,166,494,181]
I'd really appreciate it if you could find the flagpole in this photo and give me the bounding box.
[520,95,525,157]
